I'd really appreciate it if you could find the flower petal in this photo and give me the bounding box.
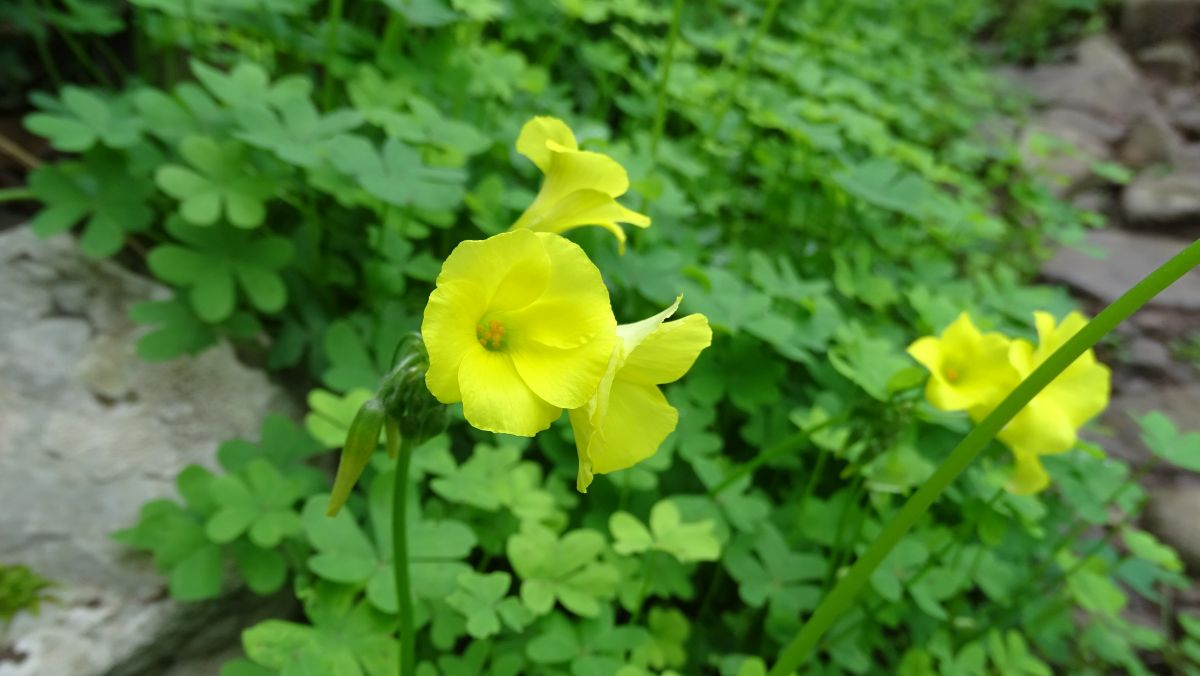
[542,149,630,199]
[511,189,650,251]
[437,229,550,312]
[568,407,596,492]
[458,348,560,436]
[1006,449,1050,495]
[421,279,487,403]
[621,314,712,386]
[515,116,578,173]
[998,395,1077,456]
[586,379,678,476]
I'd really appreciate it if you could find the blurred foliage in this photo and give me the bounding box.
[10,0,1197,673]
[0,564,54,631]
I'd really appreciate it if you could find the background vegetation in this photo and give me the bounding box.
[6,0,1199,674]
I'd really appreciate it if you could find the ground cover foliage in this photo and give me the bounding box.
[11,0,1200,673]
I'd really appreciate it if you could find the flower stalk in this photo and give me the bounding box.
[768,237,1200,675]
[393,431,416,676]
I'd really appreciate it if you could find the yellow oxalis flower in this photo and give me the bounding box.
[568,297,712,492]
[421,229,617,437]
[989,311,1111,495]
[510,116,651,252]
[906,312,1018,412]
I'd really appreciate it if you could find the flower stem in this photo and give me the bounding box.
[392,434,416,676]
[767,237,1200,675]
[709,413,842,497]
[649,0,684,160]
[0,188,34,204]
[322,0,346,109]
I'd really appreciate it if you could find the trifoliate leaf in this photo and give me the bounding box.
[28,151,153,257]
[25,86,142,151]
[610,501,720,563]
[1138,411,1200,472]
[305,388,375,448]
[156,136,275,228]
[507,524,619,618]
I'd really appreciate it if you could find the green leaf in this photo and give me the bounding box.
[169,543,223,601]
[610,500,721,563]
[305,388,376,448]
[328,135,467,212]
[25,86,142,151]
[232,540,288,595]
[507,524,619,618]
[156,136,275,228]
[128,298,218,361]
[446,571,516,638]
[1138,411,1200,471]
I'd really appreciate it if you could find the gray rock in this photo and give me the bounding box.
[1119,106,1186,170]
[1165,86,1200,135]
[1019,109,1117,196]
[1042,228,1200,310]
[1101,377,1200,467]
[0,228,294,676]
[1137,40,1199,83]
[1014,34,1149,130]
[1127,336,1174,372]
[1122,170,1200,226]
[1122,0,1200,51]
[1146,482,1200,571]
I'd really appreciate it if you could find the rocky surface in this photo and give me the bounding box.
[1018,11,1200,579]
[0,228,294,676]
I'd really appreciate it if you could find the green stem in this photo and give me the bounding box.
[377,10,405,65]
[709,414,842,497]
[322,0,346,109]
[705,0,782,140]
[767,238,1200,676]
[0,188,35,204]
[649,0,684,160]
[393,435,416,676]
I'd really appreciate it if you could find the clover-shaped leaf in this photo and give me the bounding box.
[128,298,220,361]
[156,136,276,228]
[610,501,720,563]
[236,98,362,168]
[25,86,142,152]
[205,459,303,547]
[112,500,223,601]
[218,414,325,473]
[446,571,532,639]
[146,218,292,321]
[1137,411,1200,472]
[526,609,649,672]
[630,607,690,670]
[725,524,825,617]
[302,471,476,613]
[507,523,619,618]
[305,388,375,448]
[429,444,561,527]
[328,134,467,212]
[241,591,394,676]
[28,152,153,257]
[191,60,312,110]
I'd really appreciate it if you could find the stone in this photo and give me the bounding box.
[1118,106,1186,170]
[1019,109,1116,196]
[1122,0,1200,51]
[1165,86,1200,135]
[1041,228,1200,310]
[1137,40,1199,83]
[1122,170,1200,226]
[1127,335,1174,372]
[1013,35,1149,132]
[1146,482,1200,571]
[0,228,295,676]
[1101,377,1200,467]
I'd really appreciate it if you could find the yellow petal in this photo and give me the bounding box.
[542,148,630,198]
[515,116,578,173]
[906,336,943,373]
[511,189,651,253]
[421,279,487,403]
[998,396,1077,456]
[1044,358,1110,429]
[458,348,560,436]
[568,407,597,492]
[585,379,679,476]
[617,296,682,353]
[621,314,712,386]
[437,229,550,312]
[1006,449,1050,495]
[505,233,616,409]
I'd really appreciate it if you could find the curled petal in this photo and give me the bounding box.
[515,116,578,172]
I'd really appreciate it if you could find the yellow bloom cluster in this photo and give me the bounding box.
[907,312,1111,494]
[422,117,710,492]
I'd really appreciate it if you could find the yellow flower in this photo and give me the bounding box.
[906,312,1018,412]
[568,297,712,492]
[421,229,617,436]
[510,116,651,253]
[991,311,1111,495]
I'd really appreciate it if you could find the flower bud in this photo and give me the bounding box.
[327,397,386,516]
[377,335,447,446]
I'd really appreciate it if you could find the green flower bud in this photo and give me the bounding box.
[377,334,447,446]
[326,397,386,516]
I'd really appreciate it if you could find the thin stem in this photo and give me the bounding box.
[377,11,405,65]
[392,435,416,676]
[0,188,35,204]
[649,0,684,160]
[322,0,346,109]
[767,238,1200,675]
[709,414,843,497]
[705,0,783,140]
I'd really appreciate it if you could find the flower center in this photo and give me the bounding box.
[944,366,961,382]
[476,319,507,351]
